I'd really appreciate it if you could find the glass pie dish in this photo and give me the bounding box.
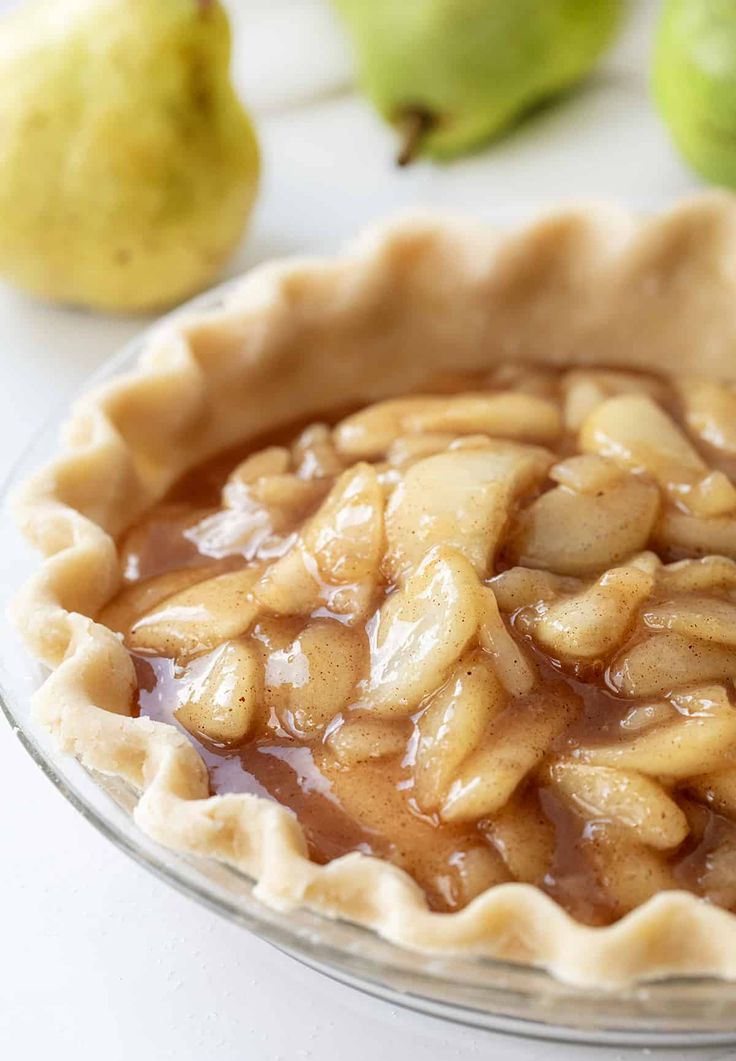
[4,262,736,1047]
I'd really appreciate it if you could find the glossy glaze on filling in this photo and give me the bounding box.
[100,365,736,923]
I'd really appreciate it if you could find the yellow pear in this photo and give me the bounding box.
[0,0,259,312]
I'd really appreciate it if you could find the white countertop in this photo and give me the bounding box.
[2,2,733,1058]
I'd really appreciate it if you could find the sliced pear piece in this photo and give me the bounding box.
[413,654,507,812]
[449,846,512,905]
[266,619,364,737]
[223,447,291,505]
[549,761,688,850]
[385,443,551,579]
[482,792,555,884]
[643,597,736,646]
[687,770,736,820]
[176,639,262,745]
[580,394,736,517]
[252,546,321,616]
[334,397,449,459]
[404,393,561,443]
[548,454,625,493]
[292,423,344,479]
[654,510,736,561]
[677,378,736,457]
[386,433,456,466]
[334,393,561,459]
[690,839,736,911]
[326,715,410,766]
[608,633,736,698]
[250,475,328,520]
[680,797,736,911]
[577,686,736,777]
[128,567,262,657]
[360,547,480,716]
[440,688,578,822]
[626,550,662,576]
[563,374,612,432]
[221,468,325,526]
[562,369,668,431]
[302,462,384,584]
[254,463,384,622]
[619,699,677,734]
[477,587,536,696]
[509,470,659,577]
[518,562,654,663]
[563,375,611,432]
[255,545,376,623]
[586,830,677,918]
[99,564,222,635]
[657,556,736,594]
[487,566,581,613]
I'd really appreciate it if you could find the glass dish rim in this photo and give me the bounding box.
[3,276,736,1048]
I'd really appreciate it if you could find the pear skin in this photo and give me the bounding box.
[333,0,624,162]
[0,0,259,312]
[655,0,736,188]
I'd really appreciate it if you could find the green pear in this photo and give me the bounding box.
[0,0,259,312]
[654,0,736,187]
[332,0,624,163]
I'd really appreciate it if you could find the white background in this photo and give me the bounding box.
[1,1,732,1058]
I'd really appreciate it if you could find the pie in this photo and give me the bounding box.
[13,194,736,988]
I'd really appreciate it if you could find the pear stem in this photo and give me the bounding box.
[396,108,436,167]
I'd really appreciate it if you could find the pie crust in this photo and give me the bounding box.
[12,192,736,988]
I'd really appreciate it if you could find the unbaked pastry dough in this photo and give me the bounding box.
[12,193,736,988]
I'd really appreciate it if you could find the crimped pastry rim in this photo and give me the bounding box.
[11,192,736,989]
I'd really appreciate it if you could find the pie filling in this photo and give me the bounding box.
[101,365,736,925]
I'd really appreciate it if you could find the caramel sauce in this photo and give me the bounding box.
[131,651,484,910]
[104,366,736,924]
